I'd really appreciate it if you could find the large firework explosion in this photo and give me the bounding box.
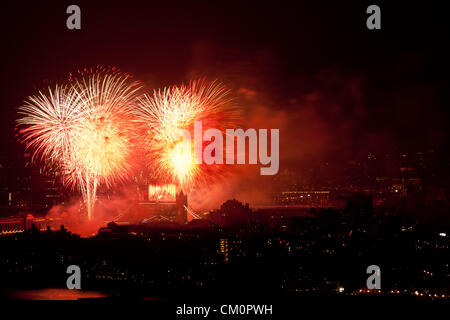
[133,80,241,192]
[17,69,142,220]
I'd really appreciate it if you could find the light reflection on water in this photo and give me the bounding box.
[1,288,109,300]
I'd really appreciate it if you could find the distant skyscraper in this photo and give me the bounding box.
[345,194,373,229]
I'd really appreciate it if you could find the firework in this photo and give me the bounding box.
[17,69,142,220]
[17,84,81,164]
[17,72,240,220]
[148,184,177,201]
[134,80,241,191]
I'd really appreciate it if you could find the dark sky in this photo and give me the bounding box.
[1,0,449,165]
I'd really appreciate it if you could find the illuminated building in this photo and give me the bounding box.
[131,189,188,225]
[277,190,331,207]
[219,238,229,263]
[0,213,34,234]
[0,156,64,209]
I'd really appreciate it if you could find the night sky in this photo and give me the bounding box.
[1,0,448,167]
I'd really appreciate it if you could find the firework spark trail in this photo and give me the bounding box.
[18,70,142,220]
[134,80,241,192]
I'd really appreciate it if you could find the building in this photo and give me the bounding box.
[0,156,64,210]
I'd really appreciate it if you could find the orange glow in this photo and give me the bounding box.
[148,184,177,201]
[18,69,141,220]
